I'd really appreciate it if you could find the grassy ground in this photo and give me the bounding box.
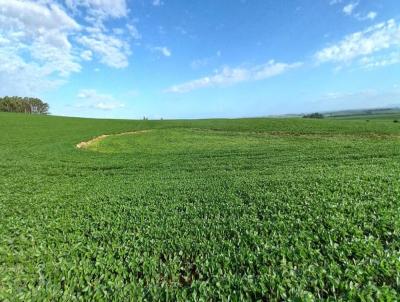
[0,112,399,301]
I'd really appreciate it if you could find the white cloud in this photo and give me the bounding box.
[126,24,141,40]
[315,19,400,66]
[166,60,302,93]
[66,0,135,70]
[191,51,222,69]
[359,51,400,69]
[334,0,375,21]
[77,32,131,68]
[354,11,378,21]
[191,58,211,69]
[152,0,164,6]
[320,90,376,101]
[0,0,80,32]
[0,0,81,95]
[0,46,65,96]
[343,2,359,15]
[65,0,128,19]
[77,89,125,110]
[152,46,172,57]
[94,102,124,110]
[0,0,135,96]
[0,1,80,72]
[329,0,343,5]
[366,11,377,20]
[80,50,93,61]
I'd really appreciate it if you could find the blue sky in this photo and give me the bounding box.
[1,0,400,119]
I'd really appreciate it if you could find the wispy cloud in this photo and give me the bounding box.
[126,24,142,40]
[315,19,400,67]
[166,60,302,93]
[151,46,172,57]
[70,0,136,69]
[320,89,377,101]
[152,0,164,6]
[343,2,359,16]
[191,51,222,69]
[77,32,131,68]
[317,88,400,109]
[359,51,400,69]
[329,0,343,5]
[77,89,125,110]
[80,50,93,61]
[331,0,376,22]
[365,11,377,20]
[354,11,378,21]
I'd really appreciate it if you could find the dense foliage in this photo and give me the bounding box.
[0,113,399,301]
[0,96,49,114]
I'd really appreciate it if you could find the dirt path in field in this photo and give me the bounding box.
[76,130,150,149]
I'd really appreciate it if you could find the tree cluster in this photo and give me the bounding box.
[303,112,324,119]
[0,96,49,114]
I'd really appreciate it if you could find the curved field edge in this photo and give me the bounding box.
[0,112,400,301]
[77,127,400,154]
[76,130,152,149]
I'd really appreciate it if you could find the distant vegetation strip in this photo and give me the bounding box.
[281,108,400,120]
[325,108,400,118]
[302,112,325,119]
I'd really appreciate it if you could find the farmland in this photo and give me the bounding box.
[0,112,399,301]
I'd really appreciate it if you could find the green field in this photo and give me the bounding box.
[1,112,399,301]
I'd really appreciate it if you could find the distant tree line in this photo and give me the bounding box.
[303,112,324,119]
[0,96,49,114]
